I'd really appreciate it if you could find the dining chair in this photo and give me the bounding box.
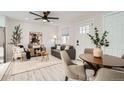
[60,51,86,81]
[121,54,124,59]
[77,48,93,62]
[112,54,124,71]
[83,48,94,68]
[95,68,124,81]
[83,48,95,80]
[84,48,93,54]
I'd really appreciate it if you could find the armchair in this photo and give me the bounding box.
[12,46,26,61]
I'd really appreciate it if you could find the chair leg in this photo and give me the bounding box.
[65,76,68,81]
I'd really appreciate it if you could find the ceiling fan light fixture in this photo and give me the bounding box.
[29,11,59,22]
[42,19,47,22]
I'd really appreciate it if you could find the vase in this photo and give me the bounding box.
[93,47,103,57]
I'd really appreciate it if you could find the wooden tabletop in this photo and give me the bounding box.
[79,54,124,67]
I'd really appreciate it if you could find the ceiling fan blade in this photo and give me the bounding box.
[47,17,59,19]
[34,18,42,20]
[29,12,43,18]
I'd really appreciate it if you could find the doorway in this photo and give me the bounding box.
[0,27,6,63]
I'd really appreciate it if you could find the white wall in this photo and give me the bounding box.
[5,12,124,61]
[58,12,124,58]
[0,28,5,63]
[58,13,104,59]
[104,12,124,57]
[0,16,6,62]
[0,28,5,46]
[0,16,6,27]
[6,18,58,60]
[57,25,75,45]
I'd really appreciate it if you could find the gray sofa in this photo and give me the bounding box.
[51,45,76,60]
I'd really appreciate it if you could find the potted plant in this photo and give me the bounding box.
[87,27,109,57]
[10,24,22,46]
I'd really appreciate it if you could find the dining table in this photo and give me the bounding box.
[79,54,124,75]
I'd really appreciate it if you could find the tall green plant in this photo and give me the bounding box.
[87,27,109,48]
[10,24,22,46]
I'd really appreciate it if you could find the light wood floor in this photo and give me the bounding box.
[5,56,67,81]
[0,62,11,80]
[7,63,66,81]
[3,55,94,81]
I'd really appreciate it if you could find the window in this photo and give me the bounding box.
[80,24,90,34]
[62,35,69,44]
[61,28,69,44]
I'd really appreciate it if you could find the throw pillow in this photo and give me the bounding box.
[57,45,61,50]
[65,45,70,50]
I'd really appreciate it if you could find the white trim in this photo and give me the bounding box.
[104,11,121,17]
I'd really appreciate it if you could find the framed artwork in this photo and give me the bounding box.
[29,32,42,45]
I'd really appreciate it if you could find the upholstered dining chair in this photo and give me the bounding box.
[95,68,124,81]
[112,54,124,71]
[84,48,93,54]
[121,54,124,59]
[83,48,95,80]
[77,48,93,62]
[60,51,86,81]
[83,48,94,68]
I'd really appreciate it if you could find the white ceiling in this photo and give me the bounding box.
[0,11,105,25]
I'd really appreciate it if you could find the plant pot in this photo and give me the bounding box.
[93,47,103,58]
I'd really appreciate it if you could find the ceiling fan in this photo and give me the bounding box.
[29,11,59,22]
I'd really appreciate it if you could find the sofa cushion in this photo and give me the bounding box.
[57,45,61,50]
[65,45,70,50]
[61,45,65,50]
[55,44,60,49]
[51,45,76,60]
[69,46,74,49]
[52,49,60,53]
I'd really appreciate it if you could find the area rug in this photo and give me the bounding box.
[11,60,61,75]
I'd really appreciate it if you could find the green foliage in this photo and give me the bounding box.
[10,24,22,46]
[87,27,109,48]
